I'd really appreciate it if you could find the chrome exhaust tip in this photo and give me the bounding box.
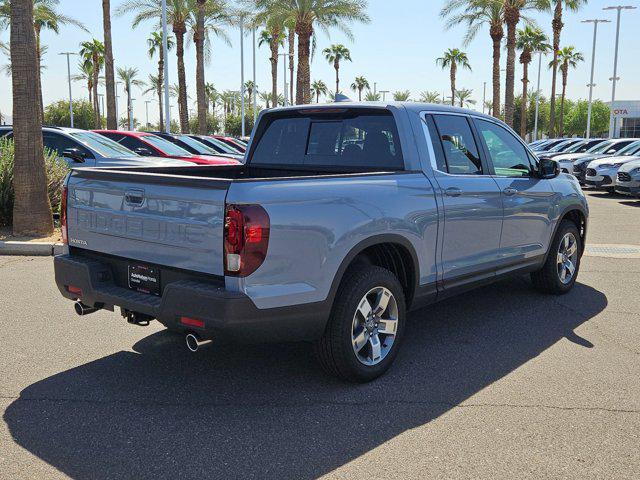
[74,301,98,316]
[185,333,212,352]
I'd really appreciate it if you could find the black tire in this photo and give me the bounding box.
[315,265,406,383]
[531,220,582,295]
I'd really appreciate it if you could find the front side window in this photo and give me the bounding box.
[251,111,404,170]
[432,114,482,175]
[475,119,533,177]
[43,133,92,158]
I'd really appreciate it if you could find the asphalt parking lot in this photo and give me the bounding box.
[1,191,639,479]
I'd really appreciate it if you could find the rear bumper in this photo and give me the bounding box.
[54,254,328,342]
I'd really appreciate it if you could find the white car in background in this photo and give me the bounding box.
[559,138,639,182]
[615,159,640,198]
[584,152,640,192]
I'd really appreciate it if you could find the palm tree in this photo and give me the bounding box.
[286,20,296,104]
[484,100,494,115]
[393,90,411,101]
[0,0,86,122]
[117,66,145,130]
[194,0,231,134]
[258,26,285,110]
[455,88,476,108]
[551,46,583,136]
[323,44,351,94]
[8,0,53,234]
[311,79,328,103]
[148,31,175,132]
[72,61,96,104]
[364,91,381,101]
[436,48,471,106]
[79,39,105,127]
[244,80,256,104]
[205,82,218,113]
[118,0,192,133]
[144,74,164,130]
[259,91,272,108]
[102,0,117,129]
[255,0,370,105]
[420,91,441,103]
[441,0,504,119]
[517,25,550,138]
[350,76,369,101]
[548,0,587,136]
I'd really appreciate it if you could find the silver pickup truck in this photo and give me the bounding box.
[54,103,588,382]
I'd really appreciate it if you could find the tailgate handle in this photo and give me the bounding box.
[124,189,145,206]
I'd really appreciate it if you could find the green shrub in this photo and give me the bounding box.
[0,137,70,227]
[44,99,98,130]
[189,113,220,134]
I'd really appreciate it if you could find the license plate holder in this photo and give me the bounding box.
[128,264,160,296]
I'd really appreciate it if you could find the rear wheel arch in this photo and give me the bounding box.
[328,235,419,310]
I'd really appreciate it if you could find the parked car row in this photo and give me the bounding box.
[0,125,246,168]
[529,137,640,198]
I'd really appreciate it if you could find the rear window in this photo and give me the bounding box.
[250,111,404,170]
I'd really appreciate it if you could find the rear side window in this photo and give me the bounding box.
[251,111,404,170]
[432,114,482,175]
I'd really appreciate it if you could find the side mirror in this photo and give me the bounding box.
[538,158,559,179]
[62,148,86,163]
[134,147,154,156]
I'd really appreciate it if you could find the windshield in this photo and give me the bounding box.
[618,140,640,156]
[548,140,578,152]
[562,141,589,153]
[571,139,604,153]
[588,141,614,154]
[205,136,240,153]
[70,131,137,157]
[143,135,192,156]
[176,135,218,155]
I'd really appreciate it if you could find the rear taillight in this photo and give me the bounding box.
[61,186,68,245]
[224,204,270,277]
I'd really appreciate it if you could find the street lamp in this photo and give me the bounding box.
[603,5,636,138]
[58,52,77,127]
[115,81,123,130]
[379,90,389,101]
[482,81,487,114]
[97,93,105,121]
[130,97,136,131]
[252,28,257,125]
[278,53,289,106]
[239,14,246,137]
[582,19,610,139]
[145,100,152,128]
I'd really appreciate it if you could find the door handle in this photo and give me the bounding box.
[445,187,462,197]
[503,187,518,196]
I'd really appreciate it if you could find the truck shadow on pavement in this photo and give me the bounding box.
[4,277,606,480]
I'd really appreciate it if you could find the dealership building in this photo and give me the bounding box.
[609,100,640,138]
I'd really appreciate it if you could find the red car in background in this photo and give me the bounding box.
[94,130,239,166]
[212,135,246,153]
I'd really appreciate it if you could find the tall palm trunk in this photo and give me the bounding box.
[295,22,312,105]
[34,25,44,123]
[102,0,117,129]
[195,0,206,134]
[92,52,100,127]
[449,61,457,106]
[504,4,520,128]
[87,80,93,104]
[520,54,530,139]
[358,87,363,101]
[559,67,567,137]
[174,24,189,133]
[549,0,562,136]
[288,27,294,104]
[334,60,340,93]
[269,39,279,108]
[10,0,53,235]
[490,24,503,119]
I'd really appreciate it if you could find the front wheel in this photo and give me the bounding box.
[531,220,582,294]
[315,265,406,382]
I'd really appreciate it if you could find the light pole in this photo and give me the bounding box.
[145,100,151,128]
[482,81,487,114]
[130,97,136,131]
[604,5,636,138]
[161,0,171,133]
[278,53,288,106]
[532,53,545,141]
[380,90,389,101]
[239,15,246,137]
[252,28,257,125]
[582,19,610,139]
[115,81,123,130]
[59,52,77,127]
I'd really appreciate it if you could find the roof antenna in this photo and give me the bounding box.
[333,93,352,103]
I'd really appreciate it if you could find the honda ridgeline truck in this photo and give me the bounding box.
[54,103,588,382]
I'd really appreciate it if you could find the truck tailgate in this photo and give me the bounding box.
[66,169,229,276]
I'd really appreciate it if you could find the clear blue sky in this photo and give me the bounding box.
[0,0,638,124]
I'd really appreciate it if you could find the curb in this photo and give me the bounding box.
[0,241,65,256]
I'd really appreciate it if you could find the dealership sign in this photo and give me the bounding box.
[610,101,640,118]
